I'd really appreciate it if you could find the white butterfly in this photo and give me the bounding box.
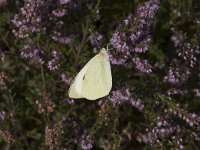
[68,48,112,100]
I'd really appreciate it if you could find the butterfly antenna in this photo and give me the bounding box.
[106,44,109,51]
[106,43,114,51]
[89,29,101,50]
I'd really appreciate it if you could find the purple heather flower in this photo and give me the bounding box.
[109,88,131,105]
[12,0,46,39]
[136,0,160,20]
[123,14,132,25]
[164,67,180,85]
[191,132,200,142]
[52,9,66,17]
[170,30,200,68]
[80,135,94,150]
[166,107,200,128]
[129,29,144,42]
[193,89,200,97]
[56,21,65,28]
[132,56,152,73]
[130,0,160,40]
[133,36,152,53]
[137,117,183,148]
[47,50,60,71]
[21,44,44,64]
[157,120,169,127]
[170,31,184,47]
[177,43,199,68]
[110,31,130,52]
[109,88,144,110]
[89,32,103,47]
[59,0,70,5]
[0,0,6,6]
[0,111,6,120]
[130,98,144,110]
[61,73,72,85]
[165,30,200,96]
[164,66,190,85]
[110,0,160,72]
[66,99,75,105]
[52,31,71,45]
[108,51,129,65]
[167,88,188,96]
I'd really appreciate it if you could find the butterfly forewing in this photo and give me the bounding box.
[81,52,112,100]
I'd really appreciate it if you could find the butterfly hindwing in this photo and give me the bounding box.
[68,55,98,98]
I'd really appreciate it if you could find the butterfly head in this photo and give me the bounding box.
[100,48,109,59]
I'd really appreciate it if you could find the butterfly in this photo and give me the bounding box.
[68,47,112,100]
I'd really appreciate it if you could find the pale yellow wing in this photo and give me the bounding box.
[81,50,112,100]
[68,55,99,99]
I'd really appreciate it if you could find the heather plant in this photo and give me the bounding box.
[0,0,199,149]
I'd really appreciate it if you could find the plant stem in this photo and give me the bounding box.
[40,64,46,91]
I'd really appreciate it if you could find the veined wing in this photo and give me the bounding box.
[81,53,112,100]
[68,55,99,99]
